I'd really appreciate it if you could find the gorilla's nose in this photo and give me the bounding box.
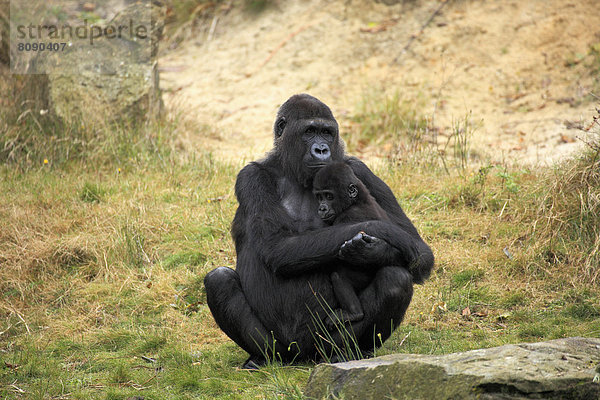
[319,204,328,212]
[311,143,330,161]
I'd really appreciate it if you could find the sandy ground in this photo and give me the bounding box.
[159,0,600,165]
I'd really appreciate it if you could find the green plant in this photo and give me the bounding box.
[449,112,474,173]
[80,182,105,203]
[120,222,149,269]
[451,269,484,287]
[496,168,519,194]
[309,292,364,363]
[348,89,429,153]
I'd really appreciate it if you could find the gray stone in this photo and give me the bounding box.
[19,1,165,125]
[305,337,600,400]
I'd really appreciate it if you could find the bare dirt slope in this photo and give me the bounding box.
[160,0,600,165]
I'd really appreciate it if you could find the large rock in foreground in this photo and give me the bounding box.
[305,337,600,400]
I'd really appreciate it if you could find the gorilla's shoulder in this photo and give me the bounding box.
[344,156,365,166]
[237,159,278,179]
[235,160,279,197]
[237,161,262,176]
[344,156,373,176]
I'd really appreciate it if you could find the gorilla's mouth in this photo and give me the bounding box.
[320,213,335,223]
[307,163,329,169]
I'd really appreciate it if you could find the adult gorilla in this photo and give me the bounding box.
[204,94,434,368]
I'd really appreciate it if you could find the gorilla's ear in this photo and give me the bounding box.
[347,183,358,199]
[275,117,287,137]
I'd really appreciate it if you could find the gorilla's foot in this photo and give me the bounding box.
[241,356,268,371]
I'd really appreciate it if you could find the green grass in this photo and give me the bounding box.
[0,149,314,399]
[346,89,430,155]
[2,133,600,397]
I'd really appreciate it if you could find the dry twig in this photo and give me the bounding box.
[394,0,449,64]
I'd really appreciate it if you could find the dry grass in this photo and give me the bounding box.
[527,147,600,283]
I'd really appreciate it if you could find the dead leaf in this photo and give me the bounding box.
[4,361,20,370]
[560,134,576,144]
[462,307,471,317]
[360,19,398,33]
[431,301,447,315]
[82,2,95,12]
[497,313,511,322]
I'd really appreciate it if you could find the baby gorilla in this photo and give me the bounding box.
[313,162,390,328]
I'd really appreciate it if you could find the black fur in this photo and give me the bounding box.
[204,94,434,366]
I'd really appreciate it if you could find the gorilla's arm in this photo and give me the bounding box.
[234,163,417,278]
[263,222,418,278]
[344,157,434,284]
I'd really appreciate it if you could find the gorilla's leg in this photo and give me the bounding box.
[204,267,291,367]
[327,271,364,329]
[352,266,413,352]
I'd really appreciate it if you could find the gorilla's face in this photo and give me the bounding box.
[273,94,344,187]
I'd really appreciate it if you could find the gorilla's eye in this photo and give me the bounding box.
[306,126,316,135]
[276,118,287,136]
[326,193,334,201]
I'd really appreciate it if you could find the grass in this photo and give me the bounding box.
[1,62,600,398]
[345,89,430,156]
[161,0,274,50]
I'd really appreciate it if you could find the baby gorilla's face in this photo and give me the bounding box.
[313,189,338,224]
[312,162,360,224]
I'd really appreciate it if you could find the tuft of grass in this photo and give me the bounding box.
[120,222,151,269]
[80,182,106,203]
[451,269,484,287]
[109,362,132,384]
[161,0,240,50]
[347,89,430,155]
[0,71,179,170]
[0,110,177,170]
[441,112,478,175]
[564,302,600,320]
[163,251,207,270]
[500,291,529,309]
[519,111,600,284]
[245,0,272,13]
[309,296,366,363]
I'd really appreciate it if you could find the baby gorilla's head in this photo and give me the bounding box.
[312,162,360,224]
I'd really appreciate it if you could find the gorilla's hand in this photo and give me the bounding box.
[338,232,400,267]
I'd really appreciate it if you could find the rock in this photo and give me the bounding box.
[17,1,165,125]
[305,337,600,400]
